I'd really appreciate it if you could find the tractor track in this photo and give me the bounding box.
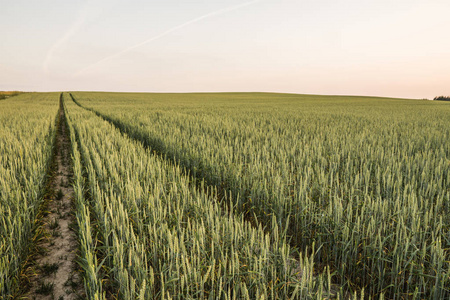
[26,95,84,300]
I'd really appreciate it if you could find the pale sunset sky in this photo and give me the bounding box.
[1,0,449,99]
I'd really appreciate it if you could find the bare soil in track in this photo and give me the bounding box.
[26,100,84,300]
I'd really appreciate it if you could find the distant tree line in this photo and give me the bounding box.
[0,91,22,100]
[433,96,450,101]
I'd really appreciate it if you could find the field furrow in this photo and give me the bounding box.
[26,94,84,299]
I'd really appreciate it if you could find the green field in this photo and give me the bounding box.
[1,92,449,299]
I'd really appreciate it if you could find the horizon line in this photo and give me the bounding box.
[1,89,428,100]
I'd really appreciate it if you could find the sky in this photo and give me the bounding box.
[1,0,449,99]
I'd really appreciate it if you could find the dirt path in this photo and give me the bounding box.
[27,98,83,300]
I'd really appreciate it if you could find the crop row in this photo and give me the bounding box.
[63,93,335,299]
[0,93,59,297]
[71,92,450,298]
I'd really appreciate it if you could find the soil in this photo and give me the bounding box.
[26,99,84,300]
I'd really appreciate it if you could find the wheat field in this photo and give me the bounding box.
[0,92,448,299]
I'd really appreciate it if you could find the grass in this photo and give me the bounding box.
[35,281,54,295]
[40,263,59,276]
[56,188,64,200]
[49,219,59,230]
